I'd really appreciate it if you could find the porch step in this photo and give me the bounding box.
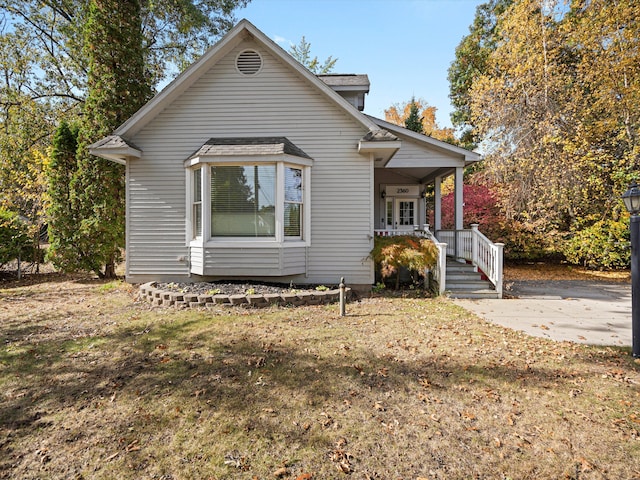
[445,260,500,299]
[447,289,501,299]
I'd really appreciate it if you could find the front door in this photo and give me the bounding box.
[396,199,417,229]
[384,198,417,230]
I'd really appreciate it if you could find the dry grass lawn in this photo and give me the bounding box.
[1,273,639,479]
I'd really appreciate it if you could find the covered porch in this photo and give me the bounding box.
[369,117,503,298]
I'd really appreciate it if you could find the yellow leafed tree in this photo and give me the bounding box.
[384,98,456,143]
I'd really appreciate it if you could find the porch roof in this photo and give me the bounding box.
[368,116,482,184]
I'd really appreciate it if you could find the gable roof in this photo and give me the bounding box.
[112,19,389,141]
[367,115,482,163]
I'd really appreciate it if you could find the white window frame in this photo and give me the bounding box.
[192,167,203,239]
[283,165,304,240]
[185,154,311,248]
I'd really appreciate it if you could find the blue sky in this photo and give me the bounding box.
[236,0,485,129]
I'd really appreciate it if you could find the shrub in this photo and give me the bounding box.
[0,207,32,267]
[371,235,439,289]
[497,219,562,262]
[563,219,630,270]
[439,184,504,240]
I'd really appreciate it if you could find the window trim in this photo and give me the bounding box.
[192,167,203,239]
[186,154,311,248]
[283,165,304,240]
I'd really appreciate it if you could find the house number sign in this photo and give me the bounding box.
[387,185,420,196]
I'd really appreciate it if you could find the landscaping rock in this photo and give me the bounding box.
[139,281,348,309]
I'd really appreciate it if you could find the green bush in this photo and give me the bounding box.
[0,207,32,266]
[497,219,562,262]
[563,219,630,270]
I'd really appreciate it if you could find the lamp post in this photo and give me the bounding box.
[622,182,640,357]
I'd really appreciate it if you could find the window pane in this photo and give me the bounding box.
[193,168,202,238]
[194,203,202,237]
[193,168,202,202]
[284,203,301,237]
[285,167,302,202]
[211,165,276,237]
[399,201,415,226]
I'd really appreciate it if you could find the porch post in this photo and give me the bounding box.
[454,166,464,258]
[419,184,427,229]
[434,175,442,232]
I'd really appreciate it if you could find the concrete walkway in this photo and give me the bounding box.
[453,280,632,347]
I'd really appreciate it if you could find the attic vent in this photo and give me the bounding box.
[236,49,263,75]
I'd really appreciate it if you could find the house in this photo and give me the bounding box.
[90,19,501,296]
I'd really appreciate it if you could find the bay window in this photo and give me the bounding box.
[188,161,310,245]
[186,137,312,247]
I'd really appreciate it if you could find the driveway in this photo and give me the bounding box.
[453,280,632,346]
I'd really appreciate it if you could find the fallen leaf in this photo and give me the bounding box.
[462,410,476,421]
[273,467,289,477]
[337,461,351,474]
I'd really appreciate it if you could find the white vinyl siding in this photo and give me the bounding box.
[124,39,373,284]
[203,246,306,276]
[190,246,204,275]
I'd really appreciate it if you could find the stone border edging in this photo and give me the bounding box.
[138,282,351,309]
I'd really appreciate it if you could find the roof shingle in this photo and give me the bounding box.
[190,137,313,160]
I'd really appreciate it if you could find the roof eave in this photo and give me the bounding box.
[89,147,141,165]
[358,140,402,163]
[185,153,314,168]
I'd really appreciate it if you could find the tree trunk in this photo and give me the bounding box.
[103,259,117,279]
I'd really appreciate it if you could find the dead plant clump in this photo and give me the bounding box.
[1,274,639,479]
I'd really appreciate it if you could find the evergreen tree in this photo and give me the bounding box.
[404,98,424,134]
[384,97,456,142]
[289,36,337,74]
[46,121,83,270]
[71,0,152,278]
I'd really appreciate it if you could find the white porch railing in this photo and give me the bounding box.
[373,226,448,295]
[436,224,504,298]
